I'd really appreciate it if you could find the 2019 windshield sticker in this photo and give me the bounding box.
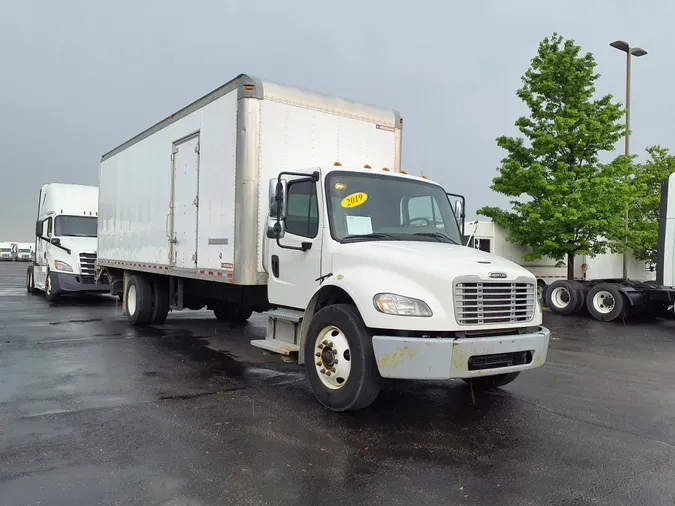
[341,192,368,208]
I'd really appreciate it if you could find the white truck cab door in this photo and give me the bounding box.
[266,176,323,310]
[34,216,52,287]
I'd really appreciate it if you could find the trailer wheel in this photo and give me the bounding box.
[463,372,520,391]
[125,274,153,325]
[213,304,252,322]
[304,304,380,412]
[545,280,579,315]
[586,283,625,322]
[150,279,170,325]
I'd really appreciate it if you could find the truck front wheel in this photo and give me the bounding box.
[304,304,380,412]
[463,372,520,391]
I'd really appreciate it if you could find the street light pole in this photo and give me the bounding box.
[610,40,647,280]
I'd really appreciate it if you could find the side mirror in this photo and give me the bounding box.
[268,178,287,219]
[50,237,61,246]
[446,193,466,236]
[35,220,42,237]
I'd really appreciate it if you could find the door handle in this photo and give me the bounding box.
[165,212,171,238]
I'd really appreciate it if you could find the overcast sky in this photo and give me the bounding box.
[1,0,674,241]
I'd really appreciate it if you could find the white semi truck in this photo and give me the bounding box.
[96,74,550,411]
[16,243,34,262]
[0,242,13,261]
[26,183,111,300]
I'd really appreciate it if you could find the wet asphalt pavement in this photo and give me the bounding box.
[1,261,675,505]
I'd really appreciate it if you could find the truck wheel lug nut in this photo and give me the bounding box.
[315,352,321,357]
[330,367,336,372]
[316,362,322,367]
[322,340,328,346]
[320,368,326,374]
[326,371,332,376]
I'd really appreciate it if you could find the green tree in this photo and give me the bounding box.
[478,33,631,279]
[624,146,675,264]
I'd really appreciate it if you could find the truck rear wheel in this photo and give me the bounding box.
[125,274,153,326]
[586,283,625,322]
[150,279,169,325]
[26,266,37,294]
[545,280,581,315]
[463,372,520,390]
[213,304,252,322]
[304,304,380,412]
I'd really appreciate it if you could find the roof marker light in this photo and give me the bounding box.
[334,162,342,166]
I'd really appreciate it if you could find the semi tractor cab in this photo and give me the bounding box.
[96,74,551,411]
[16,243,33,262]
[0,242,12,261]
[26,183,111,301]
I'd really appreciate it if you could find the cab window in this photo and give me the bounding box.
[285,180,319,238]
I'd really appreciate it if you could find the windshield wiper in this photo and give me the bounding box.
[412,232,458,244]
[341,233,401,243]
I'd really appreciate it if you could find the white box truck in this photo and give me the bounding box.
[26,183,111,300]
[97,74,550,411]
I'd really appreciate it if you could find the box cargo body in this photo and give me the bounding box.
[98,74,402,287]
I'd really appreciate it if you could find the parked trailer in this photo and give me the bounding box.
[465,220,656,301]
[96,74,550,411]
[26,183,112,300]
[468,174,675,322]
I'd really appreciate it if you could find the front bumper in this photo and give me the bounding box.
[372,327,550,380]
[0,255,12,261]
[51,271,111,294]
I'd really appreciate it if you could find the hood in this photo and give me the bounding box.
[334,240,534,281]
[55,236,98,256]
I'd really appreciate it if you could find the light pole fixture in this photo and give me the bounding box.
[610,40,648,280]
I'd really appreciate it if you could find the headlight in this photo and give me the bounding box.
[373,293,433,317]
[54,260,73,272]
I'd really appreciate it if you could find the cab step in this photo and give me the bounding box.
[249,308,305,357]
[250,339,300,356]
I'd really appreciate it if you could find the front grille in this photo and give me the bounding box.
[454,278,536,325]
[79,252,97,280]
[468,351,532,371]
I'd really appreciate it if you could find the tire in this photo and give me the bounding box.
[544,280,578,315]
[213,304,252,322]
[304,304,380,412]
[26,266,37,294]
[125,274,153,326]
[586,283,626,322]
[150,279,170,325]
[568,281,587,314]
[463,372,520,391]
[45,269,59,302]
[537,280,547,307]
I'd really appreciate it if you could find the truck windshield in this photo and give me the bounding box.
[325,172,462,244]
[0,248,10,252]
[54,216,98,237]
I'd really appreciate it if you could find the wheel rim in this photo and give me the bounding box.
[537,284,544,304]
[593,291,615,314]
[551,287,570,308]
[314,326,352,390]
[127,285,137,316]
[45,273,51,295]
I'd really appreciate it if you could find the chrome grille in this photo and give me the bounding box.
[454,278,536,325]
[79,252,97,280]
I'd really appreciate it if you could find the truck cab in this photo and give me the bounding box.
[0,242,12,261]
[26,183,111,301]
[261,165,550,410]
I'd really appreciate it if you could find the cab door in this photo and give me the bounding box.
[266,176,324,309]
